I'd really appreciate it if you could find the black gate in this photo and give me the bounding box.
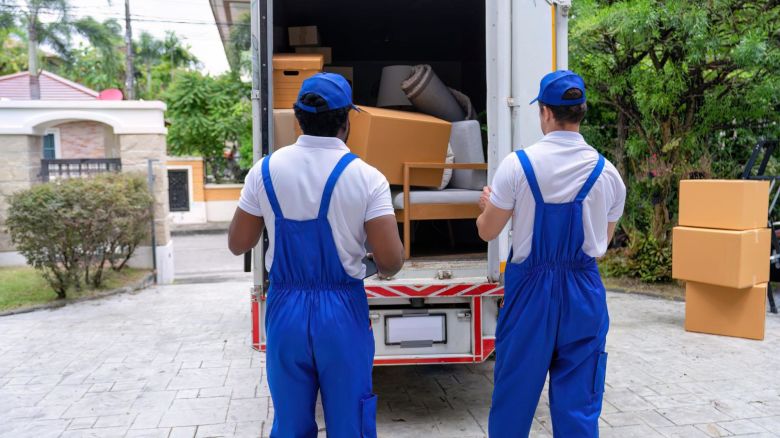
[168,169,190,212]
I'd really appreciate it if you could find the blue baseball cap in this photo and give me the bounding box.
[294,72,359,113]
[530,70,586,106]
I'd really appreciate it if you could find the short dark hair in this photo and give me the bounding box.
[539,88,587,124]
[293,93,350,137]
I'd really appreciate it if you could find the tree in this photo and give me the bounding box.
[0,3,27,76]
[123,0,134,99]
[20,0,71,99]
[136,31,162,97]
[65,17,124,90]
[571,0,780,279]
[164,71,251,182]
[161,31,198,82]
[227,12,250,75]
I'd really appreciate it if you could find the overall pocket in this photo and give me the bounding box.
[360,393,378,438]
[592,352,608,395]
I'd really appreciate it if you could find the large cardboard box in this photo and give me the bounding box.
[288,26,320,46]
[685,282,766,340]
[679,180,769,230]
[272,54,324,109]
[273,109,302,150]
[672,226,770,288]
[347,106,451,187]
[295,47,332,65]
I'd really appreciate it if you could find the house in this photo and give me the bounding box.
[0,70,120,160]
[0,71,175,283]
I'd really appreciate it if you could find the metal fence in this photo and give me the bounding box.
[40,159,122,182]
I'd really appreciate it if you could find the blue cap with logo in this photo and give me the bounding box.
[294,72,359,113]
[530,70,586,106]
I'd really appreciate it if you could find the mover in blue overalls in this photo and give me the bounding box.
[476,71,626,437]
[228,73,404,437]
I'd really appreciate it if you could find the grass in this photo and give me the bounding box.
[602,276,685,301]
[0,266,151,312]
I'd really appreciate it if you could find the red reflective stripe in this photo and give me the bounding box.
[436,284,474,296]
[473,298,482,357]
[374,356,476,365]
[365,286,403,297]
[251,298,260,350]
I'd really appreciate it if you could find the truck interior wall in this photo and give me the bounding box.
[273,0,486,112]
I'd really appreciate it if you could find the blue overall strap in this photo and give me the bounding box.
[574,154,606,202]
[318,153,358,219]
[515,150,544,205]
[261,155,284,219]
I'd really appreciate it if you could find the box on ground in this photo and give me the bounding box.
[679,180,769,230]
[273,109,301,150]
[288,26,320,46]
[685,282,766,340]
[672,226,770,289]
[347,106,451,187]
[324,66,354,84]
[272,54,324,109]
[295,46,332,64]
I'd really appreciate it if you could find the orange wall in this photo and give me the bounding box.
[204,185,242,201]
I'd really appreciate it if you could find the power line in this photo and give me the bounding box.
[0,3,249,26]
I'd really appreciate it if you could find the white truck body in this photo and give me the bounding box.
[249,0,570,365]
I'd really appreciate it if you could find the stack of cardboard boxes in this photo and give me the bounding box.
[271,25,453,187]
[672,180,770,340]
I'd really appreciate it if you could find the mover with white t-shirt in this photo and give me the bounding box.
[477,70,626,437]
[228,73,403,438]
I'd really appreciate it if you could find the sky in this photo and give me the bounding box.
[51,0,230,75]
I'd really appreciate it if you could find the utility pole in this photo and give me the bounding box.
[124,0,135,100]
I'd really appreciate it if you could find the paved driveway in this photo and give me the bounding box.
[0,279,779,438]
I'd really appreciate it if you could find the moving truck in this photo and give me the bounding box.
[248,0,572,365]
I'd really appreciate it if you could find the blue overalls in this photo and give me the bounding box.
[262,152,377,438]
[489,150,609,437]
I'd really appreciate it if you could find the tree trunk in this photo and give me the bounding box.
[27,18,40,100]
[124,0,135,100]
[146,63,152,97]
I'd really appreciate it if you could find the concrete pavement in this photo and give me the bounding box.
[0,279,779,437]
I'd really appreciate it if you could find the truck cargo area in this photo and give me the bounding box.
[273,0,488,259]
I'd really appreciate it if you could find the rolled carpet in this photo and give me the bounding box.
[402,65,466,122]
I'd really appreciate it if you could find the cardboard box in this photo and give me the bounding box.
[288,26,320,46]
[273,109,302,150]
[685,282,766,340]
[347,106,451,187]
[672,226,770,288]
[272,54,324,109]
[324,66,354,87]
[295,46,332,65]
[679,180,769,230]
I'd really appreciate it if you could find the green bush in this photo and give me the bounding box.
[6,173,153,297]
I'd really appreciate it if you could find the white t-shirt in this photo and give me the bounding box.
[490,131,626,263]
[238,135,395,278]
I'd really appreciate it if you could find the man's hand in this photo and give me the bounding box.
[479,186,492,212]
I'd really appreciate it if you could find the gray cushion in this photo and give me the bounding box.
[448,120,487,190]
[392,189,481,209]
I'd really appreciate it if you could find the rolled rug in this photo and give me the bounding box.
[402,65,466,122]
[449,87,478,121]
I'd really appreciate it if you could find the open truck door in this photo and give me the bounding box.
[248,0,570,365]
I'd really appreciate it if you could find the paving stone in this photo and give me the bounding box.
[170,426,197,438]
[94,413,136,428]
[659,405,734,426]
[125,429,172,438]
[716,419,768,435]
[67,417,97,430]
[227,397,268,423]
[0,275,778,437]
[159,397,230,427]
